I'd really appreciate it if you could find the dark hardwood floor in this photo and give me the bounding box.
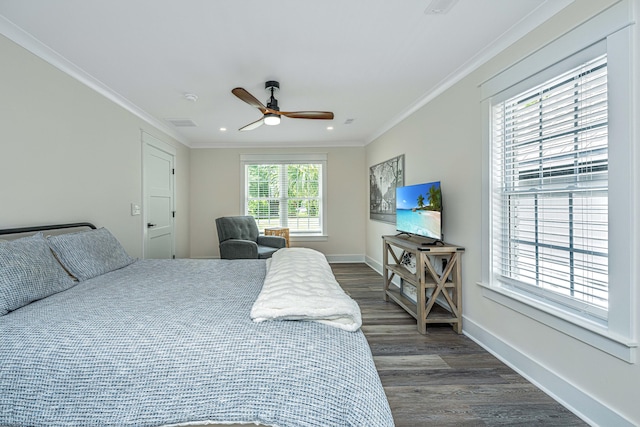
[330,263,587,427]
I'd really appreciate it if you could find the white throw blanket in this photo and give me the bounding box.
[250,248,362,332]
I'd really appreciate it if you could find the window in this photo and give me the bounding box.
[491,54,609,320]
[241,154,327,237]
[479,1,635,362]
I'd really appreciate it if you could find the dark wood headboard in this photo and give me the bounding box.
[0,222,97,238]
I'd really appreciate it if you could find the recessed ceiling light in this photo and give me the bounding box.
[219,127,227,132]
[327,126,334,130]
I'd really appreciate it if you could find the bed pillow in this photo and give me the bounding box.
[47,228,135,281]
[0,233,77,316]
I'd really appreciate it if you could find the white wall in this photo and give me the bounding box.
[0,34,190,258]
[189,146,366,260]
[365,1,639,425]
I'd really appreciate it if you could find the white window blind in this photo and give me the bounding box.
[491,54,608,318]
[243,159,324,234]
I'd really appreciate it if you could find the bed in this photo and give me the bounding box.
[0,223,393,427]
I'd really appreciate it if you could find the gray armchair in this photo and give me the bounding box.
[215,216,286,259]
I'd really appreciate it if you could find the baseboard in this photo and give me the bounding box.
[365,256,402,288]
[365,255,382,274]
[189,254,365,262]
[325,254,365,263]
[463,317,634,427]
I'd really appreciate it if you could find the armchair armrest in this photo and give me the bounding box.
[257,235,286,249]
[219,239,258,259]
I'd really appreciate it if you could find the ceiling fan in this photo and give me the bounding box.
[232,81,334,131]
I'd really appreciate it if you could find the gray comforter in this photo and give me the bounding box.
[0,259,393,427]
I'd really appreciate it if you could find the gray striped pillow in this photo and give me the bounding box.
[47,228,135,281]
[0,233,76,315]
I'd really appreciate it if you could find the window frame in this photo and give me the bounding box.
[479,2,637,362]
[491,48,609,321]
[240,153,328,240]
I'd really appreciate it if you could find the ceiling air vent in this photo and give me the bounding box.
[166,118,198,127]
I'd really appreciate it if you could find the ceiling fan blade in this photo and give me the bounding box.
[232,87,267,113]
[279,111,334,120]
[238,117,265,131]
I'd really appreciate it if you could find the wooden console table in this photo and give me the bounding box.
[382,234,464,334]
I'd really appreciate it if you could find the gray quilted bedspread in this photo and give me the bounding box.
[0,259,393,427]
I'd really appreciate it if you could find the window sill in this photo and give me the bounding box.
[290,234,328,242]
[477,281,637,363]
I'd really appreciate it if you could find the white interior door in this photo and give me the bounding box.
[143,141,175,259]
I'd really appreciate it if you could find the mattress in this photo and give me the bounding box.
[0,259,393,427]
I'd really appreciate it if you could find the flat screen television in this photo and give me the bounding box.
[395,181,442,242]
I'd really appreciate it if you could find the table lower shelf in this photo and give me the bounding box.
[385,286,460,329]
[385,286,418,319]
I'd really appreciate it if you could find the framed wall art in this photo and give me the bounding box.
[369,154,404,223]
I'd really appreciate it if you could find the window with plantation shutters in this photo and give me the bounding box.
[241,154,327,236]
[491,54,609,318]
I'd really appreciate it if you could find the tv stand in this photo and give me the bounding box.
[382,234,464,334]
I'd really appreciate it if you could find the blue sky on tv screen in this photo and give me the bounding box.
[396,181,440,210]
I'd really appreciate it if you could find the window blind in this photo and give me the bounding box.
[491,54,608,317]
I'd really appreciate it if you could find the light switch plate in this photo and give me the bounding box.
[131,203,141,216]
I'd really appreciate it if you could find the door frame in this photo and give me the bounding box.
[141,130,176,259]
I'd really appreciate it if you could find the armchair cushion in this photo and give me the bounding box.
[257,235,287,249]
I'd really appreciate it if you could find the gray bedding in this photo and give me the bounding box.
[0,259,393,427]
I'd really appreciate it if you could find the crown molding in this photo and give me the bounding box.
[366,0,575,144]
[190,139,367,149]
[1,15,192,148]
[2,0,574,151]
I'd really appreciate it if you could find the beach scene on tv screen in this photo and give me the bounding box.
[396,182,442,239]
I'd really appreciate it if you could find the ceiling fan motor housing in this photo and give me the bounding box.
[265,80,280,111]
[265,80,280,92]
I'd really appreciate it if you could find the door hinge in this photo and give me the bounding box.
[172,168,175,175]
[172,211,176,218]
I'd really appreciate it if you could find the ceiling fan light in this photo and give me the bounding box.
[264,113,281,126]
